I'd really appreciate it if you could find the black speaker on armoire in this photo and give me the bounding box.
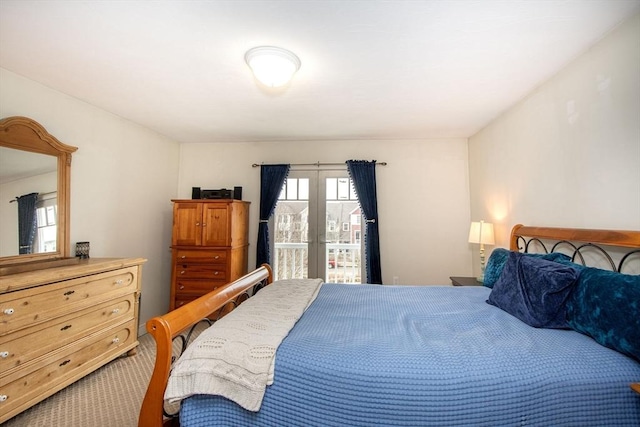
[233,186,242,200]
[191,187,201,199]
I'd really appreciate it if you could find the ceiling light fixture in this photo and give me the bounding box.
[244,46,301,88]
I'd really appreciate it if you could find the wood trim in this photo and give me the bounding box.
[138,264,272,427]
[0,116,77,155]
[509,224,640,250]
[0,116,78,264]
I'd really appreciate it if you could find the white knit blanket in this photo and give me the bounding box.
[164,278,323,411]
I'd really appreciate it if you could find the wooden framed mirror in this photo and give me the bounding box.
[0,116,78,269]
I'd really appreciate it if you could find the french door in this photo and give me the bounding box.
[270,170,363,283]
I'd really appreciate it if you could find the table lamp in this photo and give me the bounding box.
[468,220,495,282]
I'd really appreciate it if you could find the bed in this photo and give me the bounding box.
[139,225,640,426]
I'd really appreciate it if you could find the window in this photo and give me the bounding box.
[279,178,309,201]
[33,196,57,253]
[277,214,291,230]
[271,172,364,284]
[326,178,358,201]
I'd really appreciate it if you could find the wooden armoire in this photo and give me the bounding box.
[169,199,250,310]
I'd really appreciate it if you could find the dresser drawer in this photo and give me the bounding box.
[0,266,138,335]
[174,264,227,280]
[174,249,227,264]
[0,295,135,373]
[0,320,137,420]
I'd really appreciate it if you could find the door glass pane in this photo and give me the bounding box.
[273,178,309,280]
[272,174,364,284]
[325,177,362,284]
[326,178,337,200]
[337,178,350,200]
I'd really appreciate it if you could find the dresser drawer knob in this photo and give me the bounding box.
[63,290,75,296]
[2,308,14,315]
[112,337,120,344]
[114,279,124,285]
[112,308,120,314]
[214,255,220,259]
[214,271,220,275]
[0,351,9,358]
[181,255,187,259]
[180,271,186,275]
[59,359,71,367]
[179,285,184,290]
[0,395,7,402]
[60,325,72,331]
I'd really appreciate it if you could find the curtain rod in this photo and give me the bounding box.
[9,191,57,203]
[252,161,387,168]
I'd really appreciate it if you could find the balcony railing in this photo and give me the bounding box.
[273,242,362,283]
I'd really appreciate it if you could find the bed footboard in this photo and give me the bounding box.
[138,265,273,427]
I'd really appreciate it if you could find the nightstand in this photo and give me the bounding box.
[450,276,482,286]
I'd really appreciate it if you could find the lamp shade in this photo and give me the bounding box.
[245,46,301,88]
[468,221,495,245]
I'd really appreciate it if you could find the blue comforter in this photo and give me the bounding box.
[180,284,640,426]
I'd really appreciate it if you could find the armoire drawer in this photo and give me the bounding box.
[174,296,198,310]
[175,279,228,296]
[0,266,138,334]
[0,320,137,419]
[174,264,227,280]
[174,249,227,264]
[173,296,235,319]
[0,295,136,373]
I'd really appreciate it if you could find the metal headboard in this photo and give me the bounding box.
[509,224,640,273]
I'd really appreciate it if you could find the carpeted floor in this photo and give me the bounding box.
[3,331,168,427]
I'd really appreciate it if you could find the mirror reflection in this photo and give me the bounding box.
[0,147,58,257]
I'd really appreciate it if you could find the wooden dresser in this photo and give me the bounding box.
[0,257,145,423]
[170,199,250,311]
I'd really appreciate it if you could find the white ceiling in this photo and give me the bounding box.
[1,0,638,144]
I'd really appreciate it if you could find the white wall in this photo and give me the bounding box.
[0,68,181,331]
[468,13,640,276]
[178,138,472,285]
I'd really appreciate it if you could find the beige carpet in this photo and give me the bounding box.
[2,328,196,427]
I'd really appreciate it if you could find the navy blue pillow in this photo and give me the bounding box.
[483,248,573,288]
[487,251,579,328]
[566,267,640,361]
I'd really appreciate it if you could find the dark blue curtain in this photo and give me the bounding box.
[346,160,382,284]
[256,164,291,267]
[17,192,39,254]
